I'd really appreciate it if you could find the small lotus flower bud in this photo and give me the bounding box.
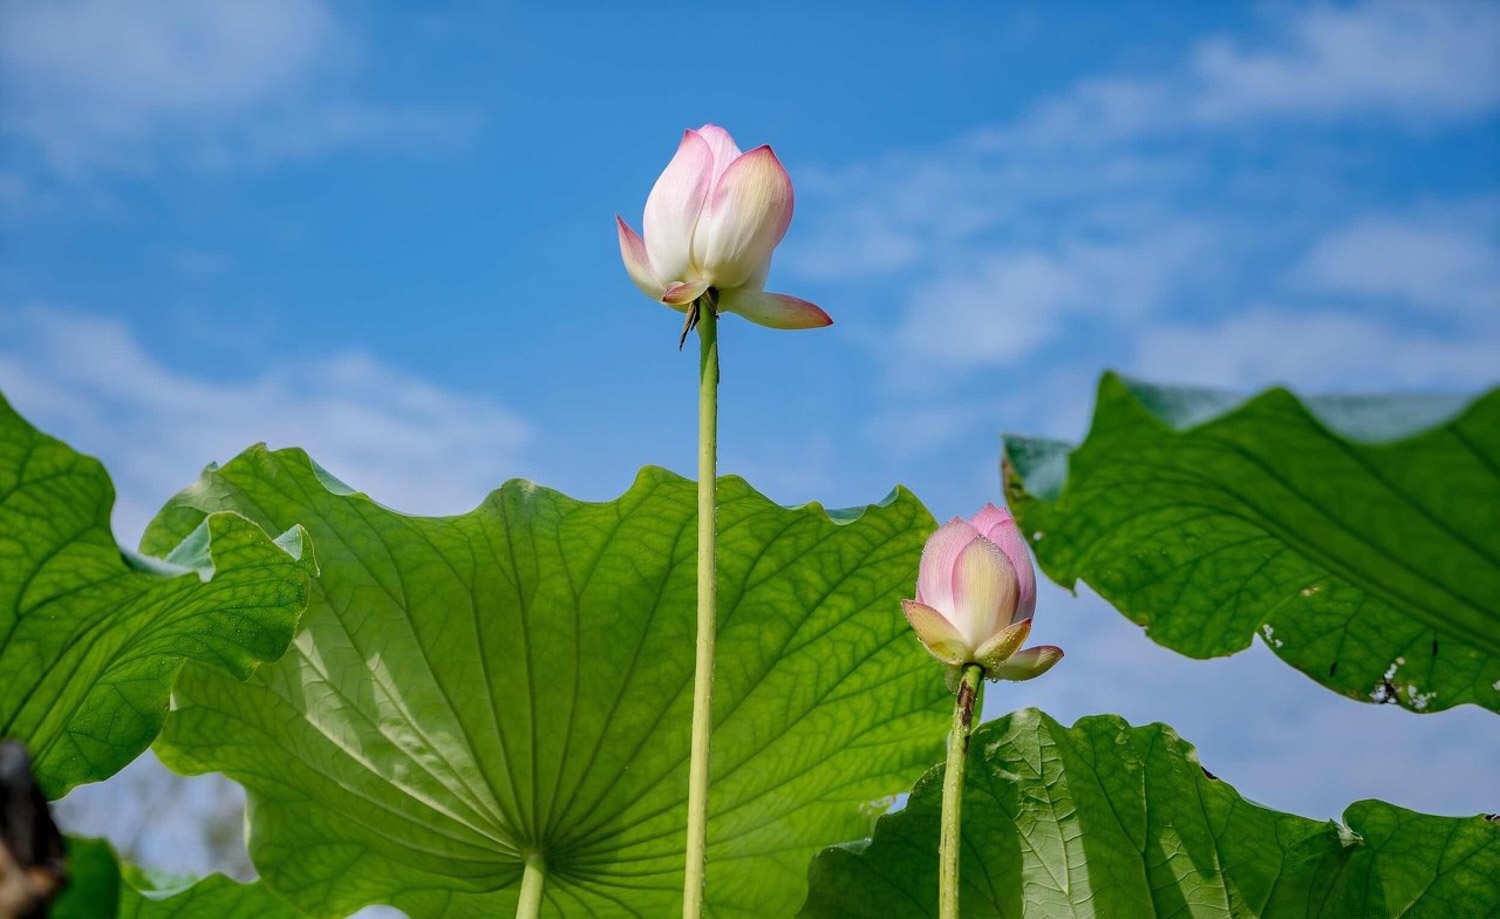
[616,124,832,330]
[902,504,1061,682]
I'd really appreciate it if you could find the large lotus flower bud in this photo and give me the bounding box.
[902,504,1062,681]
[616,124,832,330]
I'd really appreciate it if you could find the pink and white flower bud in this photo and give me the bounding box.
[616,124,832,330]
[902,504,1061,681]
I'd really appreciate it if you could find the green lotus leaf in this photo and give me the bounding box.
[142,446,949,917]
[50,837,299,919]
[802,708,1500,917]
[0,393,313,797]
[1003,373,1500,714]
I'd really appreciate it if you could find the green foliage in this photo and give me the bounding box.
[51,837,299,919]
[1004,374,1500,714]
[802,708,1500,918]
[142,446,950,918]
[0,393,313,798]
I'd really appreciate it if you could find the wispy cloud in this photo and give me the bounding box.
[1191,0,1500,123]
[786,0,1500,413]
[1132,307,1500,392]
[0,306,531,541]
[1297,212,1500,319]
[1000,0,1500,146]
[0,0,480,176]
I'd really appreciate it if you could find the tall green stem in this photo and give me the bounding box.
[939,664,983,919]
[515,852,545,919]
[683,299,719,918]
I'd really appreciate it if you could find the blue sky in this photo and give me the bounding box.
[3,0,1499,886]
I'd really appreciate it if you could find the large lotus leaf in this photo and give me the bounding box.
[1003,373,1500,714]
[140,446,949,918]
[801,708,1500,918]
[51,837,300,919]
[0,393,312,798]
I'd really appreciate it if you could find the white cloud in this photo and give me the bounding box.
[894,253,1072,366]
[786,1,1500,384]
[1192,0,1500,123]
[999,0,1500,147]
[0,306,532,542]
[888,220,1218,368]
[0,0,478,175]
[1298,216,1500,318]
[992,77,1177,150]
[865,405,976,462]
[1133,307,1500,392]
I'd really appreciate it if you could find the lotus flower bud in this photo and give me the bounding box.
[902,504,1062,682]
[616,124,832,330]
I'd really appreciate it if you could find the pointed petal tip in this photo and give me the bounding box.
[969,502,1013,534]
[693,123,737,144]
[742,143,781,163]
[661,279,710,306]
[691,144,795,287]
[617,216,662,300]
[901,599,970,666]
[990,645,1063,682]
[718,290,831,330]
[735,145,792,198]
[974,617,1033,672]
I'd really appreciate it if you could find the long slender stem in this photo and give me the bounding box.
[939,664,983,919]
[683,299,720,918]
[516,852,545,919]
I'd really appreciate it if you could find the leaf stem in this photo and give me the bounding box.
[683,297,719,918]
[516,851,545,919]
[939,664,983,919]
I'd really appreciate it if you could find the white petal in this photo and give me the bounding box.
[690,145,793,289]
[693,123,742,183]
[643,130,713,287]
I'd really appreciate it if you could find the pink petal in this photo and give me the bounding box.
[690,145,794,289]
[616,216,663,299]
[717,288,832,330]
[661,279,710,306]
[901,599,970,665]
[643,130,713,288]
[693,123,742,184]
[988,645,1063,682]
[968,503,1008,533]
[974,506,1036,620]
[916,518,979,614]
[949,538,1019,649]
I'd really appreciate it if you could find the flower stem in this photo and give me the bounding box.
[939,664,983,919]
[515,852,545,919]
[683,298,719,918]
